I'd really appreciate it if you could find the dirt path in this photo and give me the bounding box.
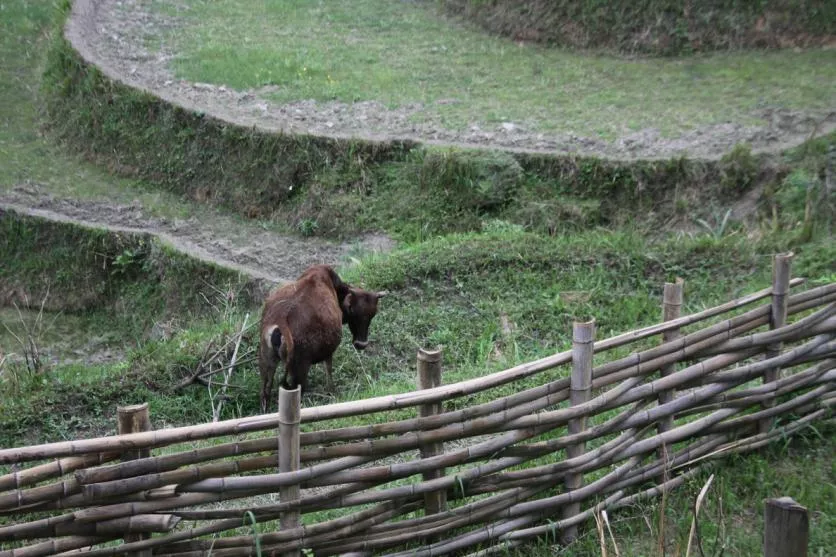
[67,0,835,160]
[1,185,395,286]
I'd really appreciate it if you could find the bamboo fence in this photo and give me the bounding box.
[0,253,834,556]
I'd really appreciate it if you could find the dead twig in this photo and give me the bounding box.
[197,352,255,379]
[602,510,621,557]
[3,287,50,375]
[710,491,726,557]
[174,321,256,391]
[174,337,218,391]
[594,509,607,557]
[685,474,715,557]
[211,313,249,422]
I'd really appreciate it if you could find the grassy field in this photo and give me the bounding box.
[0,0,269,224]
[0,0,834,555]
[150,0,836,139]
[2,220,834,553]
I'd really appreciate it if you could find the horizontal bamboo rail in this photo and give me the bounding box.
[0,453,118,492]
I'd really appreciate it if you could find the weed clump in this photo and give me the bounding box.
[719,143,758,194]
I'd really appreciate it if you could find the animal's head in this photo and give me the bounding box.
[341,288,387,350]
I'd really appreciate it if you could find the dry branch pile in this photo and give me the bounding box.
[0,262,834,556]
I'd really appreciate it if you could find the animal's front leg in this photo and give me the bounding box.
[325,356,334,392]
[259,335,280,414]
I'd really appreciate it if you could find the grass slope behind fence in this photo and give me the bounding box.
[0,270,834,556]
[151,0,836,139]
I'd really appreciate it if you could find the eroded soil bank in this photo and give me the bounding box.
[1,185,395,285]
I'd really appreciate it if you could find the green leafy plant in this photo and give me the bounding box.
[111,248,144,277]
[297,218,319,237]
[695,208,735,239]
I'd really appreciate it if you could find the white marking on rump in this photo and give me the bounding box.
[264,324,280,347]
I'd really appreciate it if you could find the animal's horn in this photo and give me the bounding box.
[376,290,389,298]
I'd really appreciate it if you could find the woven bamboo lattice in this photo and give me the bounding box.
[0,254,834,557]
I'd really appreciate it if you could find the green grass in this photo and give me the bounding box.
[0,211,261,445]
[153,0,836,139]
[40,0,836,241]
[0,307,121,363]
[0,0,281,226]
[7,222,829,550]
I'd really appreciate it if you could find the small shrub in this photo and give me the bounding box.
[297,218,319,237]
[111,248,146,277]
[775,169,816,215]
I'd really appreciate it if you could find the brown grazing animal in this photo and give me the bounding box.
[258,264,387,412]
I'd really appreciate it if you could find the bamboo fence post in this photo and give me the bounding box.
[562,319,595,545]
[278,386,301,557]
[764,497,808,557]
[417,348,447,516]
[759,253,793,435]
[117,403,152,557]
[657,278,683,477]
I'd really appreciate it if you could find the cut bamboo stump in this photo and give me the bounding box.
[279,386,301,557]
[657,279,683,479]
[760,253,793,435]
[417,348,447,517]
[116,403,152,557]
[764,497,808,557]
[562,319,595,545]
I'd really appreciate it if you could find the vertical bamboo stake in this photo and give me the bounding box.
[278,386,301,557]
[117,403,152,557]
[417,348,447,516]
[764,497,808,557]
[657,279,683,477]
[562,319,595,544]
[759,252,793,435]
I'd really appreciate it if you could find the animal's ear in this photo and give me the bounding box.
[376,290,388,299]
[327,266,348,292]
[342,291,355,312]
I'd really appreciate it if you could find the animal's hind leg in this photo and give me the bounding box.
[280,361,294,390]
[259,337,279,413]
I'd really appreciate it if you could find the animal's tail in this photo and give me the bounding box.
[266,323,296,390]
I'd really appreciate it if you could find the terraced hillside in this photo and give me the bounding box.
[0,0,834,555]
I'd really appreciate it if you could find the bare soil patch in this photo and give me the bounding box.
[67,0,835,161]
